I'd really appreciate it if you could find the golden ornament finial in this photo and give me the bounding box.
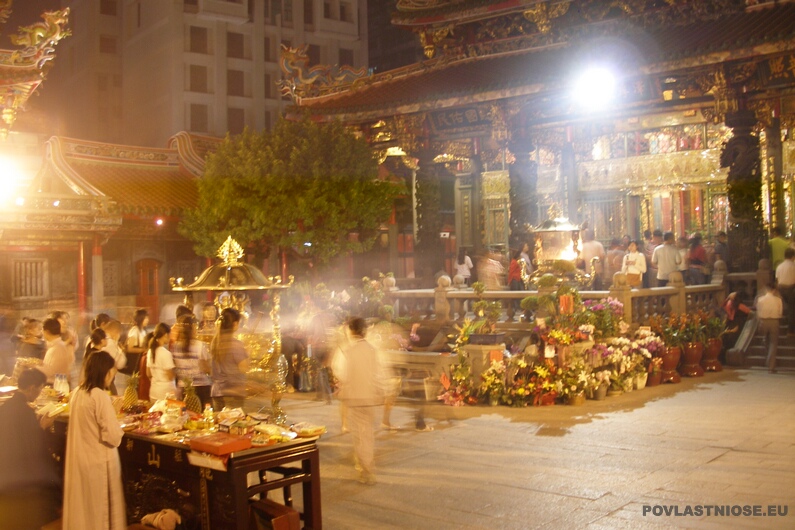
[217,236,244,266]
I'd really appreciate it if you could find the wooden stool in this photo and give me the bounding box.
[249,499,300,530]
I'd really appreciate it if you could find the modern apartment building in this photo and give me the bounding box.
[46,0,368,147]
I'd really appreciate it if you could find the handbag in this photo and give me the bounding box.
[626,272,641,286]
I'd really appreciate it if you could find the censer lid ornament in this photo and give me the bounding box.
[170,236,293,292]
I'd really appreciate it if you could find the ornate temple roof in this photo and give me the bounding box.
[296,1,795,122]
[36,133,220,216]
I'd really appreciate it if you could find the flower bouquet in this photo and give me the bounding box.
[479,360,507,405]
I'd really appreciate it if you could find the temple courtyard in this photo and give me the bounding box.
[250,367,794,529]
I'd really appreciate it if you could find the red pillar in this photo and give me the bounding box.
[77,240,87,317]
[280,249,288,281]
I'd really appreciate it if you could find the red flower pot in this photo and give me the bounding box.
[679,342,705,377]
[646,371,662,387]
[660,346,682,384]
[701,338,723,372]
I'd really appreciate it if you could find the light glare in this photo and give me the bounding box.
[573,67,616,110]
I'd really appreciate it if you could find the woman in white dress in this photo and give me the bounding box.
[147,323,176,401]
[63,350,126,529]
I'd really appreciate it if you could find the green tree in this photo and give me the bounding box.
[180,116,401,264]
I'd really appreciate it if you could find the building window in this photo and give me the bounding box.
[100,0,117,16]
[307,44,320,66]
[264,110,272,131]
[227,32,244,59]
[190,104,208,132]
[189,26,208,54]
[228,107,245,134]
[324,1,332,19]
[339,48,353,66]
[304,0,314,24]
[12,259,48,300]
[227,69,244,97]
[264,37,271,61]
[184,0,198,12]
[340,1,352,22]
[189,65,208,92]
[271,0,281,18]
[264,73,272,98]
[283,1,293,23]
[99,35,117,54]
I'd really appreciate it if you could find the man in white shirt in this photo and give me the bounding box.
[38,318,74,386]
[775,247,795,336]
[756,282,783,373]
[651,232,682,287]
[580,229,606,289]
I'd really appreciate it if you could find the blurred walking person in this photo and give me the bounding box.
[210,308,248,410]
[337,317,384,485]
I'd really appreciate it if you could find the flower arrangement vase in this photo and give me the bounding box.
[539,393,556,406]
[592,383,608,400]
[679,342,705,377]
[567,391,586,406]
[661,346,682,384]
[635,372,648,390]
[646,371,662,387]
[489,396,500,407]
[701,338,723,372]
[606,387,623,397]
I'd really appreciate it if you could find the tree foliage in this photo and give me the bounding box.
[180,116,401,263]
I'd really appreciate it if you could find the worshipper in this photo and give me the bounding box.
[39,317,74,387]
[454,247,475,286]
[172,314,212,407]
[755,282,783,374]
[519,241,533,273]
[210,308,249,410]
[651,232,682,287]
[687,233,709,285]
[337,317,384,485]
[621,240,646,288]
[769,226,789,269]
[63,350,126,529]
[580,229,606,289]
[0,369,60,530]
[147,322,176,401]
[307,296,338,404]
[84,312,111,351]
[605,238,626,285]
[645,229,662,287]
[15,317,46,359]
[775,247,795,337]
[507,250,524,312]
[125,308,150,374]
[712,231,728,266]
[621,234,632,251]
[721,292,751,354]
[49,310,78,360]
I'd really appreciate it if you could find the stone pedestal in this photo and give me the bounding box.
[463,343,505,379]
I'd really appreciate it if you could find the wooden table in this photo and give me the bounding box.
[50,421,322,529]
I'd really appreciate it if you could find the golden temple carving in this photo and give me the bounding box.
[216,236,245,267]
[523,2,570,34]
[278,45,369,102]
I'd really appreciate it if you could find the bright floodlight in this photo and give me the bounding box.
[572,67,616,110]
[0,155,26,204]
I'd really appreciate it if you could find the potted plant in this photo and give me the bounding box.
[679,312,706,377]
[701,315,724,372]
[648,314,683,384]
[647,357,663,386]
[589,369,611,400]
[469,300,505,345]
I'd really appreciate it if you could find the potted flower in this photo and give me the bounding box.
[648,314,684,384]
[647,357,663,386]
[469,282,506,345]
[589,369,611,400]
[701,315,724,372]
[479,360,506,406]
[678,312,706,377]
[557,358,590,405]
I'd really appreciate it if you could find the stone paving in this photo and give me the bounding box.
[251,367,795,529]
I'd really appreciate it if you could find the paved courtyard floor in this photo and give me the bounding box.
[251,367,795,529]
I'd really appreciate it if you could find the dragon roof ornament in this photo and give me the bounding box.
[278,44,370,103]
[0,2,70,136]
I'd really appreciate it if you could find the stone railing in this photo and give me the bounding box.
[387,271,727,327]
